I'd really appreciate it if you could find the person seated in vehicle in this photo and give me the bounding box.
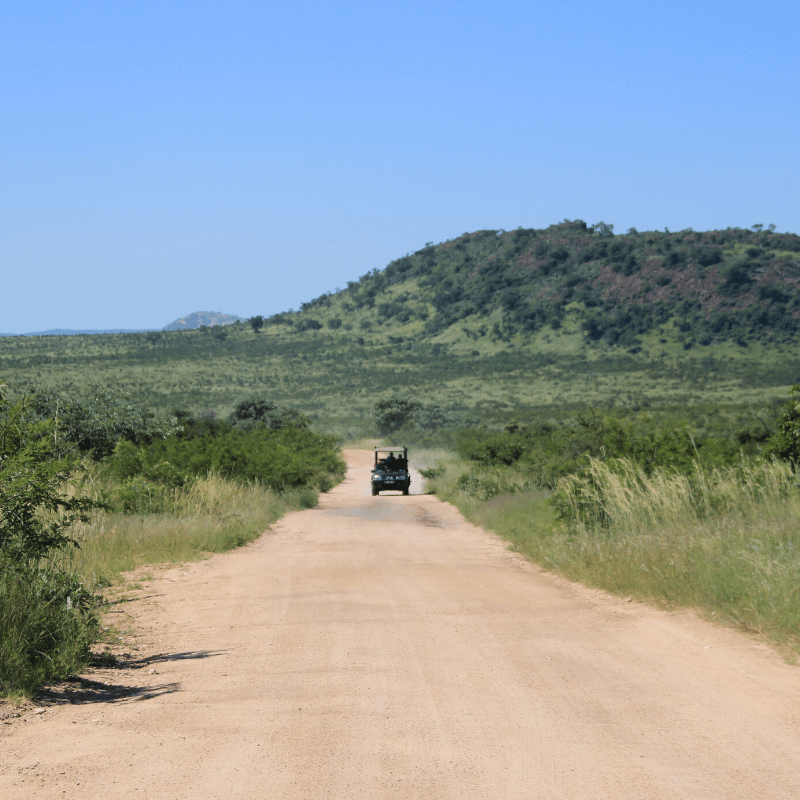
[385,453,398,470]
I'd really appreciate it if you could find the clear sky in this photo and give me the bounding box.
[2,0,798,332]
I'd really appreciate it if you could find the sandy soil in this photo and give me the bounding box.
[2,449,799,799]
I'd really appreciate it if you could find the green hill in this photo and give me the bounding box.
[2,222,799,436]
[294,220,800,349]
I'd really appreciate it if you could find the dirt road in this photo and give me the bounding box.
[2,449,799,799]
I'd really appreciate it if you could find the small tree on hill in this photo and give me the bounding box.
[249,315,265,333]
[229,395,309,430]
[592,221,615,237]
[372,394,424,435]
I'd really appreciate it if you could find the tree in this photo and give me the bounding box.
[372,394,450,434]
[249,315,265,333]
[414,402,449,431]
[593,221,615,238]
[373,394,423,435]
[229,395,309,430]
[296,318,322,332]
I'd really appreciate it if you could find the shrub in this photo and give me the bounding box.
[1,385,99,560]
[229,396,310,431]
[763,386,800,463]
[372,394,451,435]
[27,386,179,460]
[0,382,101,695]
[373,394,423,435]
[104,425,345,498]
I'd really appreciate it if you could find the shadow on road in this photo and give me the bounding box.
[126,649,227,667]
[38,677,181,705]
[35,650,226,706]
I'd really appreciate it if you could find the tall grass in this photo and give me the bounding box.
[556,457,798,529]
[422,453,534,502]
[66,471,318,590]
[552,458,800,645]
[429,454,800,653]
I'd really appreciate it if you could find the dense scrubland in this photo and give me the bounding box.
[3,220,800,696]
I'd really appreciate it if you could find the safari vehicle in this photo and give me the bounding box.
[371,446,411,496]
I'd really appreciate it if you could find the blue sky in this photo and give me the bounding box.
[2,0,798,332]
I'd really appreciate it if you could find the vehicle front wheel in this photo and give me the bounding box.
[402,486,409,496]
[371,486,379,496]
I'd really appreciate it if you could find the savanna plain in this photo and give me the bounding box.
[2,222,800,797]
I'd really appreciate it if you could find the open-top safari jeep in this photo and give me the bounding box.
[371,446,411,496]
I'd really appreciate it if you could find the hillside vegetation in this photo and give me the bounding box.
[300,220,800,346]
[2,222,799,433]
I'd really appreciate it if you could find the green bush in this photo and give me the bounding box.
[454,471,521,501]
[454,412,730,490]
[373,394,423,434]
[763,386,800,463]
[0,382,101,696]
[0,559,97,696]
[0,384,100,562]
[104,424,345,502]
[27,386,180,460]
[372,393,452,436]
[229,395,310,431]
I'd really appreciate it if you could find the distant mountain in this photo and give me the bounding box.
[0,311,243,337]
[162,311,242,331]
[0,328,150,337]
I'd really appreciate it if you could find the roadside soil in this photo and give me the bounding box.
[2,449,799,799]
